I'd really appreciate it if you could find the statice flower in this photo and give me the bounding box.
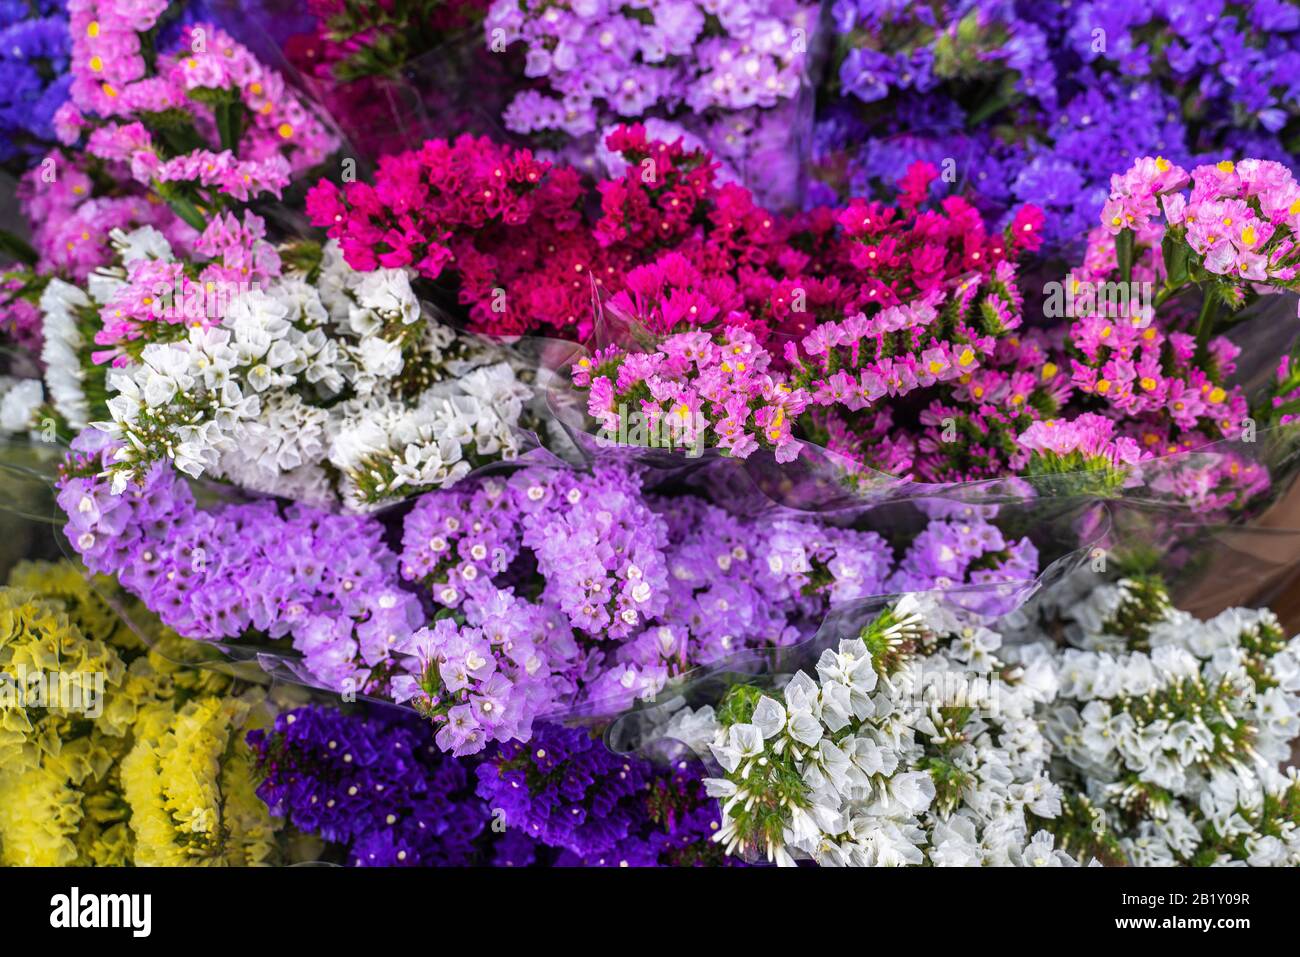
[671,594,1070,866]
[1104,156,1300,313]
[16,153,192,280]
[0,1,70,169]
[488,0,816,160]
[400,459,901,722]
[0,559,280,866]
[402,463,670,642]
[389,585,571,757]
[1016,414,1142,491]
[65,5,335,198]
[46,231,534,508]
[1023,573,1300,866]
[249,705,486,865]
[1265,351,1300,427]
[0,274,45,353]
[57,427,424,696]
[819,1,1300,256]
[574,326,811,462]
[0,375,45,438]
[475,722,651,858]
[887,512,1038,617]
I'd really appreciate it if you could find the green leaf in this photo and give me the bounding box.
[1161,232,1189,287]
[214,100,246,155]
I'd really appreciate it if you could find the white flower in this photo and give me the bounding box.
[353,269,421,325]
[0,377,43,434]
[109,225,173,264]
[39,278,93,428]
[356,334,405,381]
[751,696,786,739]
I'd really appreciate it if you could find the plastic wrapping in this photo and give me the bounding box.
[601,544,1091,759]
[544,282,1300,518]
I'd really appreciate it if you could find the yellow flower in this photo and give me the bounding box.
[0,562,277,867]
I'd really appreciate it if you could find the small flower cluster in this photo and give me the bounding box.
[1015,414,1142,490]
[570,259,1029,468]
[396,462,901,729]
[246,705,734,867]
[1103,156,1300,312]
[488,0,815,134]
[62,4,334,206]
[64,449,1050,756]
[401,462,670,641]
[574,326,810,462]
[390,588,571,756]
[38,229,534,508]
[1032,574,1300,867]
[312,124,1045,342]
[16,152,192,281]
[788,260,1025,408]
[0,374,46,438]
[818,1,1300,255]
[476,721,736,866]
[57,426,425,695]
[474,722,650,858]
[886,508,1038,617]
[249,705,487,866]
[4,0,336,312]
[0,0,70,170]
[306,133,557,279]
[667,595,1070,866]
[791,182,1271,509]
[0,559,280,866]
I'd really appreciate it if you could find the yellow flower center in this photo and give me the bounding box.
[1217,160,1235,174]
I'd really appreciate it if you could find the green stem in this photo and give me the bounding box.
[156,185,208,231]
[1153,283,1180,308]
[215,101,245,155]
[966,89,1013,128]
[1193,286,1220,363]
[1116,228,1134,288]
